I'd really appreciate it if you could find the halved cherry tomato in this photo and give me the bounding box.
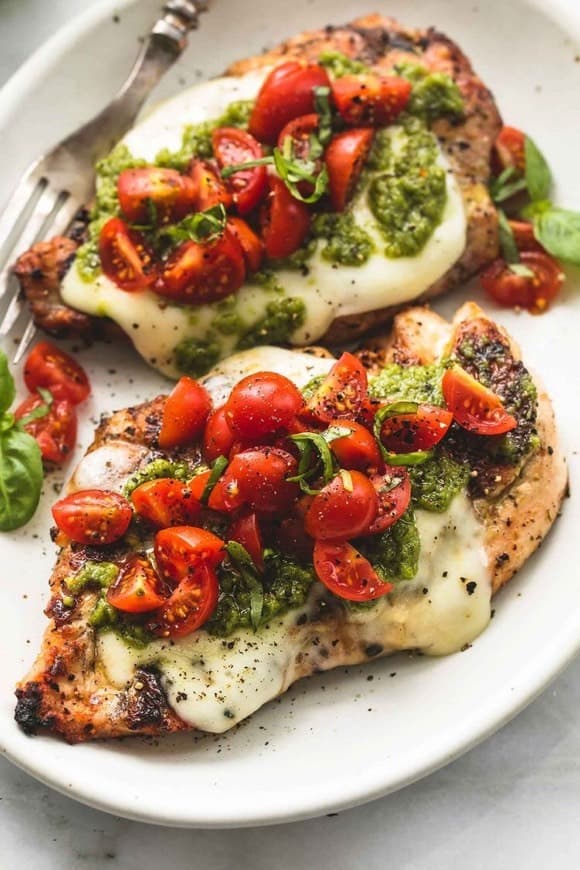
[224,372,304,440]
[249,61,331,144]
[24,341,90,405]
[146,562,218,638]
[274,516,314,562]
[508,220,544,253]
[494,126,526,173]
[158,376,212,449]
[52,489,132,545]
[329,421,381,471]
[442,366,517,436]
[131,478,202,528]
[189,159,233,211]
[203,405,236,462]
[209,447,298,514]
[277,113,320,158]
[99,217,156,292]
[379,404,453,453]
[260,176,311,260]
[226,217,264,272]
[155,229,246,304]
[325,128,374,212]
[306,352,369,423]
[367,469,411,535]
[106,554,167,613]
[212,127,268,215]
[229,510,264,570]
[331,74,411,126]
[304,470,378,541]
[117,167,198,224]
[154,525,225,584]
[313,540,392,601]
[480,251,563,314]
[15,392,77,466]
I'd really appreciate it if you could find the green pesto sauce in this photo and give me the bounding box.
[311,212,375,266]
[206,552,315,637]
[318,50,370,77]
[174,337,222,379]
[396,63,464,122]
[361,509,421,583]
[369,362,445,405]
[409,452,469,513]
[123,458,192,497]
[65,561,119,594]
[235,297,306,351]
[367,120,447,258]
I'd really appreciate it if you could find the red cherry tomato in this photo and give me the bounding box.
[212,127,268,215]
[306,352,369,424]
[24,341,90,405]
[99,217,156,293]
[260,176,311,260]
[131,478,203,529]
[52,489,132,545]
[314,540,392,601]
[274,516,314,562]
[379,404,453,453]
[117,167,197,224]
[304,470,378,541]
[226,217,264,272]
[209,447,298,514]
[106,555,168,613]
[442,366,517,436]
[494,126,526,173]
[188,159,233,211]
[480,251,563,314]
[229,510,264,570]
[249,61,331,144]
[154,524,225,581]
[15,392,77,466]
[325,128,374,212]
[203,405,236,462]
[508,220,544,253]
[331,74,411,126]
[146,561,218,638]
[156,229,246,304]
[329,421,381,471]
[367,469,411,535]
[277,114,320,157]
[224,372,304,440]
[158,376,212,449]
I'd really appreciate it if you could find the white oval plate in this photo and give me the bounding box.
[0,0,579,829]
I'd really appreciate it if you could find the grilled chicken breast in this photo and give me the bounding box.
[15,303,566,743]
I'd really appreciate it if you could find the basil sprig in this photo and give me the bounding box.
[225,540,264,630]
[373,401,432,467]
[155,203,227,249]
[0,350,43,531]
[533,208,580,265]
[200,455,228,504]
[288,426,350,493]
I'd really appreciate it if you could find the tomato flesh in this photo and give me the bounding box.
[99,217,156,292]
[249,61,331,144]
[331,74,411,126]
[314,540,392,601]
[329,421,381,471]
[304,470,378,541]
[277,114,320,158]
[325,128,374,211]
[212,127,268,214]
[52,489,132,545]
[209,447,298,514]
[229,510,264,570]
[494,126,526,173]
[508,220,544,253]
[442,366,517,436]
[154,525,225,584]
[480,251,563,314]
[117,167,197,223]
[131,478,203,528]
[379,404,453,453]
[24,341,90,405]
[107,555,168,613]
[156,230,246,304]
[189,159,233,211]
[15,392,77,467]
[260,176,311,259]
[158,376,212,449]
[367,469,411,535]
[226,217,264,272]
[224,372,304,440]
[306,352,369,423]
[147,562,219,638]
[203,406,236,462]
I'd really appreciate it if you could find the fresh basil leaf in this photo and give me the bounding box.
[220,157,273,179]
[0,351,15,416]
[200,455,228,504]
[289,431,337,485]
[524,135,552,202]
[534,207,580,265]
[520,198,553,221]
[0,425,43,531]
[17,387,54,427]
[156,203,227,248]
[272,149,329,204]
[490,168,528,204]
[226,540,264,630]
[509,263,535,278]
[373,401,432,466]
[313,85,333,146]
[497,210,520,264]
[321,425,352,444]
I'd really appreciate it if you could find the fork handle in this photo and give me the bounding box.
[67,1,209,162]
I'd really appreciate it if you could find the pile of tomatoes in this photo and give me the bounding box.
[15,341,90,466]
[52,353,517,640]
[99,61,413,303]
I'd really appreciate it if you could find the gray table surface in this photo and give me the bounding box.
[1,1,579,867]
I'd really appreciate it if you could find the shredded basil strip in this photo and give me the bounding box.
[200,455,228,504]
[373,401,432,466]
[225,540,264,630]
[272,148,329,204]
[509,263,535,278]
[17,387,54,426]
[497,209,520,264]
[490,167,528,204]
[155,203,227,247]
[313,85,333,146]
[524,135,552,203]
[288,427,350,491]
[220,157,273,178]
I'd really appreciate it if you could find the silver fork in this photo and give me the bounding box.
[0,0,209,362]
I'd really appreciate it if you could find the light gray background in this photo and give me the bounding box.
[0,1,578,867]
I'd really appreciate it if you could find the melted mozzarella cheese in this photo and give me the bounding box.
[96,349,491,733]
[61,72,467,378]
